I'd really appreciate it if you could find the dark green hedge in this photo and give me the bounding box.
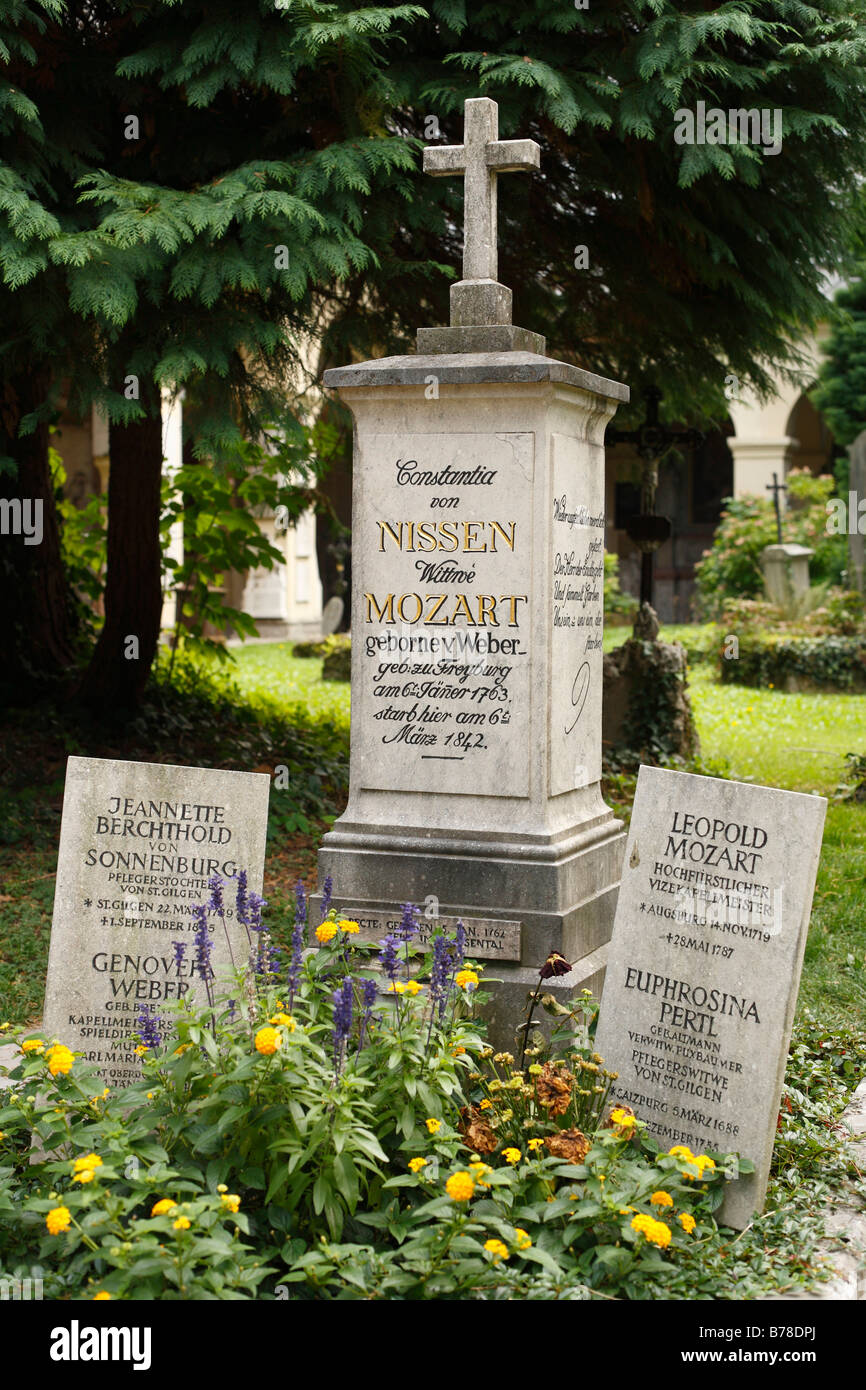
[719,634,866,690]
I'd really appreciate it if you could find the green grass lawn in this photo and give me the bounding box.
[225,637,866,1031]
[225,642,350,731]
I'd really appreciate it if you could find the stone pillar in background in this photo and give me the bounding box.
[315,98,629,1046]
[760,543,813,609]
[847,431,866,595]
[729,437,794,501]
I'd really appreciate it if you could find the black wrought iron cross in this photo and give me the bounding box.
[607,387,703,610]
[766,471,786,543]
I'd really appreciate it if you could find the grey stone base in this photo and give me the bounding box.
[317,815,625,1049]
[416,324,546,355]
[480,943,609,1053]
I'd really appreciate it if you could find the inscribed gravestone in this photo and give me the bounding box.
[594,765,826,1228]
[317,100,628,1047]
[42,757,270,1085]
[321,595,344,636]
[848,431,866,595]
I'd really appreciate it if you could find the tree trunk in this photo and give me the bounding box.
[77,398,164,716]
[0,363,77,706]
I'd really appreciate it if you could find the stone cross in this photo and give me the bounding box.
[766,471,786,543]
[423,98,540,332]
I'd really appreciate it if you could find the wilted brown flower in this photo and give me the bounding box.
[458,1104,498,1156]
[535,1061,574,1117]
[544,1128,590,1163]
[539,951,572,980]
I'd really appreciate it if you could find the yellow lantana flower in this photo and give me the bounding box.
[445,1171,475,1202]
[268,1013,295,1030]
[316,922,337,944]
[479,1098,493,1111]
[679,1212,697,1234]
[46,1207,71,1235]
[404,980,423,996]
[173,1216,191,1231]
[650,1190,674,1208]
[484,1239,509,1261]
[514,1228,532,1251]
[220,1194,241,1214]
[93,1291,111,1300]
[668,1144,694,1160]
[72,1153,103,1174]
[408,1157,428,1174]
[254,1026,282,1056]
[21,1039,44,1054]
[387,981,407,995]
[647,1220,672,1249]
[134,1045,148,1057]
[454,969,479,990]
[610,1107,636,1129]
[630,1214,672,1249]
[501,1148,522,1165]
[425,1117,442,1134]
[46,1044,74,1076]
[528,1138,545,1152]
[337,919,360,934]
[151,1199,178,1216]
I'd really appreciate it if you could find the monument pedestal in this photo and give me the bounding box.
[317,350,628,1045]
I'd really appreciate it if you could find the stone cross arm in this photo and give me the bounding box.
[422,97,540,284]
[424,138,541,177]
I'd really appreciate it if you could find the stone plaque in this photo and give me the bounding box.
[312,903,522,961]
[594,765,826,1228]
[42,757,270,1085]
[548,432,606,794]
[355,430,534,798]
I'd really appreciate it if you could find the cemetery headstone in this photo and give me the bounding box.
[42,757,270,1085]
[594,764,827,1228]
[316,97,629,1044]
[321,595,345,636]
[848,431,866,595]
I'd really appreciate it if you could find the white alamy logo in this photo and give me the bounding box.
[0,497,43,545]
[49,1321,152,1371]
[674,102,783,156]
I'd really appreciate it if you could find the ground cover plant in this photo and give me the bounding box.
[4,873,861,1302]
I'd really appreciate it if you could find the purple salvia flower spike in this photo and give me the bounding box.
[319,874,333,923]
[235,869,249,927]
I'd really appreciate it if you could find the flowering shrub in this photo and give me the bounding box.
[0,879,483,1296]
[0,878,752,1300]
[283,1119,740,1300]
[694,472,847,618]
